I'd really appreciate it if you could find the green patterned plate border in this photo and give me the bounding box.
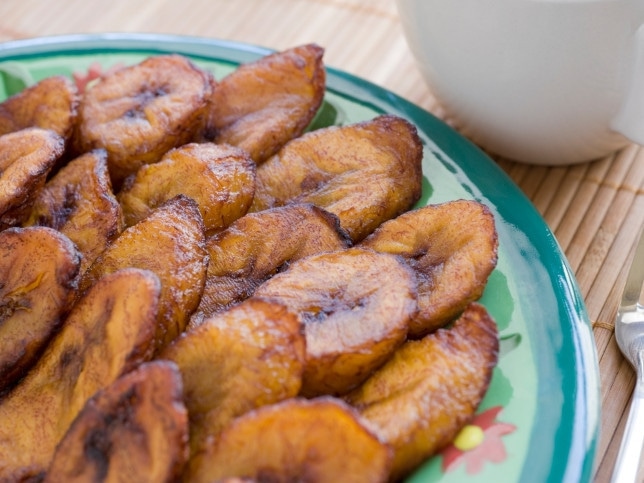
[0,33,600,482]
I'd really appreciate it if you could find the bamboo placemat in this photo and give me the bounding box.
[1,0,643,481]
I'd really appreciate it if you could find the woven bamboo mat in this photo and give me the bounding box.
[1,0,643,480]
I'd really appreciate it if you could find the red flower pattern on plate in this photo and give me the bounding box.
[441,406,516,475]
[73,61,123,94]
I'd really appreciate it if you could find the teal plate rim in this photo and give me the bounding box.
[0,33,600,482]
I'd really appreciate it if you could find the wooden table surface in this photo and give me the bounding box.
[1,1,642,481]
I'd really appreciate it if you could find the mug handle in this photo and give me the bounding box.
[611,24,644,144]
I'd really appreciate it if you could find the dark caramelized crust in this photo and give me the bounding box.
[45,360,189,483]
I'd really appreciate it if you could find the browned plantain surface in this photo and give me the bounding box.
[118,142,255,235]
[80,195,208,351]
[253,247,417,397]
[199,44,326,164]
[161,298,305,456]
[0,268,161,482]
[249,114,423,242]
[0,226,81,392]
[189,203,350,327]
[0,127,65,229]
[45,360,189,483]
[0,76,78,141]
[361,200,498,337]
[73,55,212,187]
[24,149,124,274]
[344,302,499,481]
[184,397,392,483]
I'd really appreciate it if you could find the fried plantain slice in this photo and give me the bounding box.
[344,302,499,481]
[45,360,189,483]
[160,298,305,456]
[0,268,161,481]
[24,149,124,274]
[361,200,498,337]
[73,55,213,187]
[253,247,417,397]
[184,397,392,483]
[189,203,350,327]
[249,114,423,242]
[80,195,208,351]
[0,75,78,141]
[118,142,255,235]
[0,127,65,229]
[0,226,81,392]
[199,44,326,164]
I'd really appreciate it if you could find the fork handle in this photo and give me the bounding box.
[612,351,644,483]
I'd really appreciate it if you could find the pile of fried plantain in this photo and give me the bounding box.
[0,44,505,482]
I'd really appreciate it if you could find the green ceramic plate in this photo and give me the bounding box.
[0,33,600,482]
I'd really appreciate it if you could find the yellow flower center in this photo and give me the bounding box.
[453,424,485,451]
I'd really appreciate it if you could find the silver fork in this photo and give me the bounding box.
[612,225,644,483]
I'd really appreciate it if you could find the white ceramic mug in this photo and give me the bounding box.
[396,0,644,165]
